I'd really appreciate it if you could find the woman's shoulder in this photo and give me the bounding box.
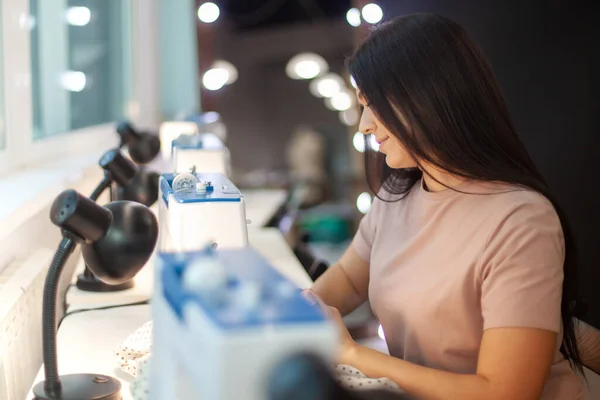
[468,181,562,239]
[468,181,554,212]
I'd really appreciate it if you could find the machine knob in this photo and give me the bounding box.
[182,256,228,293]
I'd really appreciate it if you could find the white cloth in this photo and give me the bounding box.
[115,321,403,398]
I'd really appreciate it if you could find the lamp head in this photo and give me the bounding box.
[114,169,160,207]
[267,353,343,400]
[99,149,138,187]
[128,133,161,164]
[50,189,112,243]
[116,121,161,164]
[116,121,138,148]
[50,189,158,285]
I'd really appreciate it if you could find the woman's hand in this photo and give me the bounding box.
[302,289,359,365]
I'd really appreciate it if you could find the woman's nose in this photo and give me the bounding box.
[358,109,376,136]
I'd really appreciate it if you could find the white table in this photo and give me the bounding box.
[242,188,287,228]
[27,228,311,400]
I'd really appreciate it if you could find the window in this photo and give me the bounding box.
[0,5,5,151]
[29,0,133,139]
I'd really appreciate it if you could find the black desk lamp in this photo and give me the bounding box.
[76,149,158,292]
[32,189,158,400]
[267,353,412,400]
[116,121,161,165]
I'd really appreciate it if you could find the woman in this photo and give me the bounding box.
[309,13,585,400]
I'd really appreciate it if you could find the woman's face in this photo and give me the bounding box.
[357,91,417,169]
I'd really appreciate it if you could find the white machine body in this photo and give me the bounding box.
[172,133,231,175]
[158,172,248,252]
[158,121,199,161]
[150,248,338,400]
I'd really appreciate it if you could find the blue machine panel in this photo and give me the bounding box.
[159,248,326,330]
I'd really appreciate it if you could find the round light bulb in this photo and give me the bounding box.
[309,73,343,98]
[295,60,320,80]
[353,132,365,153]
[362,3,383,24]
[329,91,353,111]
[197,2,220,23]
[60,71,86,92]
[346,8,361,27]
[212,60,238,84]
[202,68,229,91]
[369,134,380,151]
[285,53,328,80]
[356,192,372,214]
[66,7,91,26]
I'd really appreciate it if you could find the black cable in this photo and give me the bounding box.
[42,237,76,396]
[62,299,150,321]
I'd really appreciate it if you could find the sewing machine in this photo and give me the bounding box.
[150,247,338,400]
[159,112,228,163]
[158,121,199,161]
[171,133,231,175]
[158,172,248,252]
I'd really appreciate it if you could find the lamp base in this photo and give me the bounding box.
[76,273,134,292]
[32,373,121,400]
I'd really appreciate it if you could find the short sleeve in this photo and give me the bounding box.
[480,200,565,332]
[351,195,383,262]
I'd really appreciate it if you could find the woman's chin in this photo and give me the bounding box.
[384,154,416,169]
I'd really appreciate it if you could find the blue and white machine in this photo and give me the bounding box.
[171,133,231,175]
[159,121,199,161]
[158,172,248,252]
[150,247,338,400]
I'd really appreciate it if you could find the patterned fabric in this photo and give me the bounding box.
[116,321,404,398]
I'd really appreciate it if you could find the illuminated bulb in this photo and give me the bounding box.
[203,68,229,91]
[212,60,238,84]
[369,134,380,151]
[329,91,353,111]
[378,324,385,340]
[295,61,320,80]
[198,2,220,23]
[66,7,91,26]
[346,8,361,27]
[356,192,372,214]
[203,111,220,124]
[350,75,357,89]
[362,3,383,24]
[309,73,343,98]
[340,108,359,126]
[353,132,365,153]
[286,53,328,80]
[60,71,86,92]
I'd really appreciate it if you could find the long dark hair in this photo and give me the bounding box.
[348,13,584,374]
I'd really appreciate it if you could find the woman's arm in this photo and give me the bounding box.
[310,245,370,316]
[340,322,556,400]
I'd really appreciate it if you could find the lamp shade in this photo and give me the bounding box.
[116,121,161,164]
[82,201,158,285]
[128,135,161,165]
[114,170,160,207]
[116,121,138,147]
[50,189,112,243]
[99,149,138,187]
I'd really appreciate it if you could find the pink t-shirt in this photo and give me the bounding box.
[352,178,584,399]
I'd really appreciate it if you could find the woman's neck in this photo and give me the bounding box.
[421,164,466,193]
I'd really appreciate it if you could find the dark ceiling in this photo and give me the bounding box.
[219,0,352,30]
